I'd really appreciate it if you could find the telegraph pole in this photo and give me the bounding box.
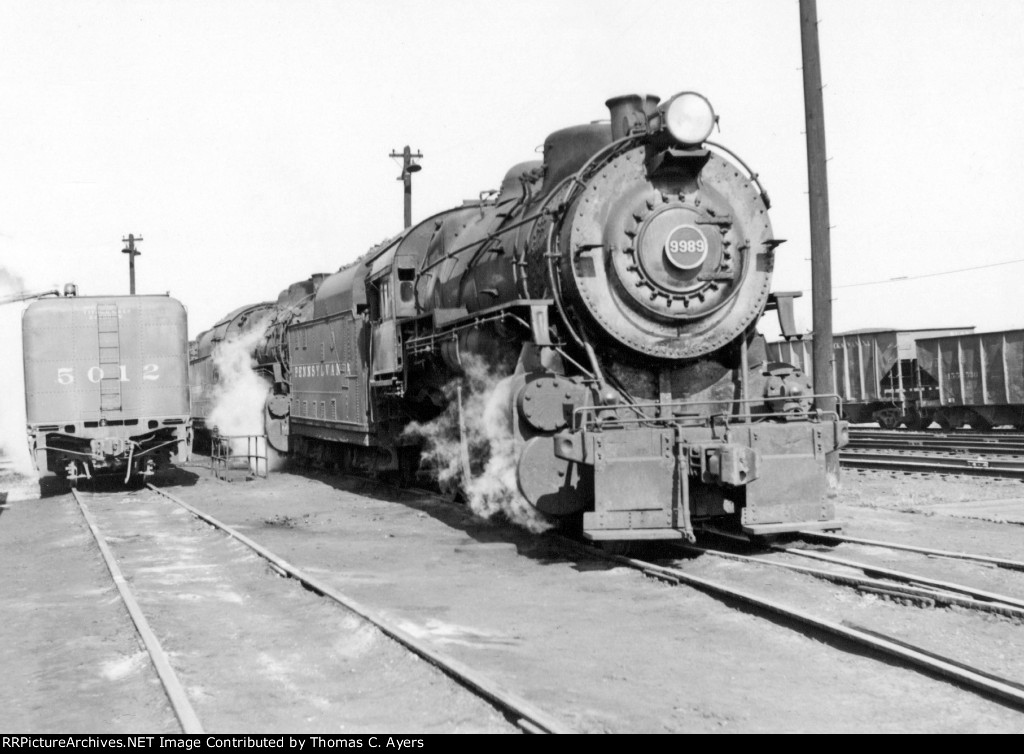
[390,146,423,228]
[121,234,143,294]
[799,0,834,416]
[800,0,842,490]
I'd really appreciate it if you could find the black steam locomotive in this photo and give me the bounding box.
[192,91,848,542]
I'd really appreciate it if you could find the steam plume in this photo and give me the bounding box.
[0,268,39,480]
[406,356,553,533]
[206,318,280,472]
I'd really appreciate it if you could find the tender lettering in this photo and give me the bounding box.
[55,364,160,385]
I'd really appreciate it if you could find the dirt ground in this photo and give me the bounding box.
[2,461,1024,733]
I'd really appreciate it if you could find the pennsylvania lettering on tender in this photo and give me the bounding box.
[293,363,348,380]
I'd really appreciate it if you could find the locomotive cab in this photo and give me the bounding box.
[366,251,403,380]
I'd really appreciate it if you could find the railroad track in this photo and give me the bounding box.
[795,530,1024,571]
[560,535,1024,711]
[841,448,1024,477]
[71,484,572,733]
[848,428,1024,455]
[683,537,1024,617]
[843,428,1024,476]
[71,488,202,732]
[64,469,1024,729]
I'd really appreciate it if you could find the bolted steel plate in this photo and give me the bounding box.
[517,436,591,515]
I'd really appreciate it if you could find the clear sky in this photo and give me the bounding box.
[1,0,1022,341]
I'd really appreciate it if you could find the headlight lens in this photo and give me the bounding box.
[663,92,715,146]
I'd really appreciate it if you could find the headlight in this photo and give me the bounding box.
[663,92,716,146]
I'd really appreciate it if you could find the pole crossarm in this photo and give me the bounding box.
[389,146,423,229]
[121,233,143,295]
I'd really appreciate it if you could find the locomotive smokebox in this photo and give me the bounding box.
[606,94,661,140]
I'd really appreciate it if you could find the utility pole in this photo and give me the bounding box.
[799,0,834,416]
[390,146,423,228]
[800,0,841,490]
[121,234,143,295]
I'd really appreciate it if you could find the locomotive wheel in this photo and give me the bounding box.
[969,413,993,432]
[395,446,420,488]
[439,478,465,504]
[876,410,901,430]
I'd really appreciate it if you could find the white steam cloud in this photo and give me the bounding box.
[0,268,39,481]
[405,356,552,534]
[206,318,281,473]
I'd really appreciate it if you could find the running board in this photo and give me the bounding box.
[742,520,844,535]
[584,528,686,541]
[585,520,844,540]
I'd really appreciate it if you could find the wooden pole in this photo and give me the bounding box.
[799,0,835,416]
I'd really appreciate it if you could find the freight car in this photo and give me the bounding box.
[23,288,192,486]
[768,327,1024,430]
[195,91,849,542]
[914,329,1024,429]
[767,328,974,429]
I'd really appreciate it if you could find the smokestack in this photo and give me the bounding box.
[606,94,660,140]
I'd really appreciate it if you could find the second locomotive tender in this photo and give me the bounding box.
[24,288,192,485]
[198,91,849,541]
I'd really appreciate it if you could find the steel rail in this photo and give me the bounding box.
[848,438,1024,455]
[840,621,1024,694]
[850,429,1024,441]
[147,485,572,734]
[673,544,1024,619]
[849,430,1024,443]
[563,539,1024,711]
[770,543,1024,610]
[844,449,1024,467]
[71,489,203,733]
[795,531,1024,572]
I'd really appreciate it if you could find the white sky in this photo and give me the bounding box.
[1,0,1022,340]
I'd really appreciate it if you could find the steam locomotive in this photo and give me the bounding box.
[23,287,192,486]
[190,275,326,451]
[193,91,848,542]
